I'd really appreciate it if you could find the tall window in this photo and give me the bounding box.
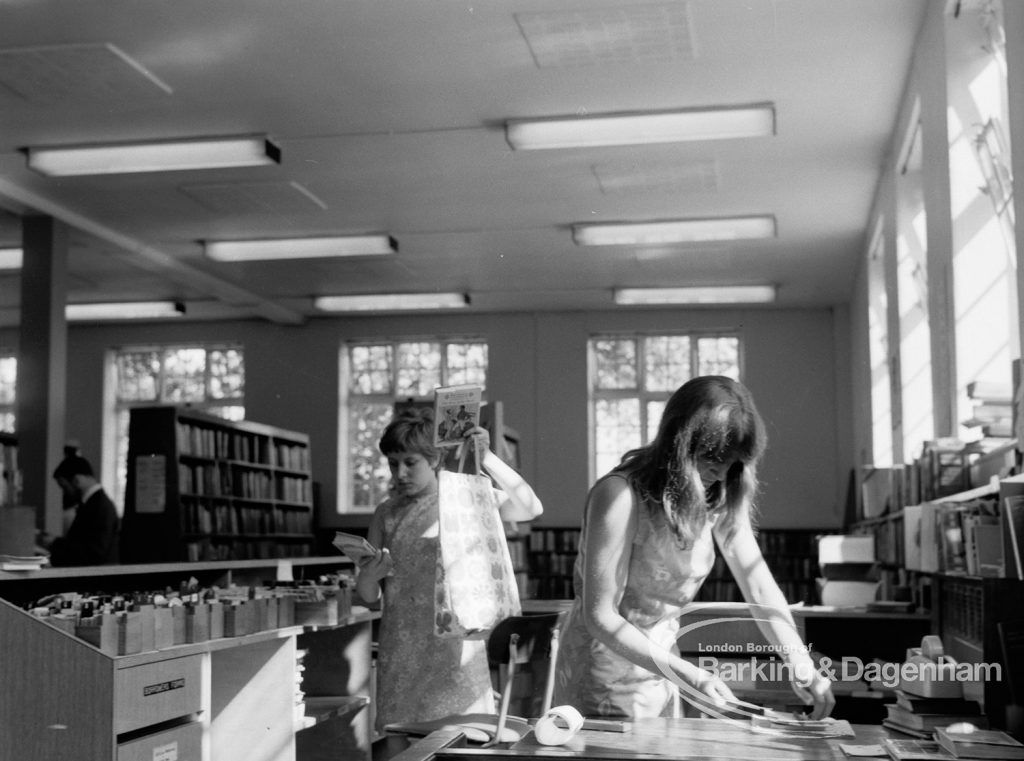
[867,221,894,466]
[947,1,1017,440]
[588,333,740,481]
[896,118,934,461]
[108,345,244,508]
[0,352,15,432]
[341,338,488,512]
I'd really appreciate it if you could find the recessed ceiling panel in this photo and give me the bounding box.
[592,159,719,195]
[0,42,171,106]
[515,2,696,68]
[179,181,328,214]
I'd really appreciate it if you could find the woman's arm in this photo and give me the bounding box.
[581,477,735,706]
[354,507,392,608]
[465,428,544,521]
[714,511,835,718]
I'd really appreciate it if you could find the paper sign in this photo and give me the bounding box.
[134,455,166,514]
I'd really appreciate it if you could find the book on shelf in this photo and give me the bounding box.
[433,385,483,448]
[1003,495,1024,580]
[934,727,1024,759]
[884,704,987,732]
[883,738,956,760]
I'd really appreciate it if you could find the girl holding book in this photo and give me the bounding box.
[354,408,543,732]
[552,375,835,720]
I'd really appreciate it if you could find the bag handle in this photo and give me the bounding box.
[455,436,482,475]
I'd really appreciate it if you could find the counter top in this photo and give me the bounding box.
[388,717,893,761]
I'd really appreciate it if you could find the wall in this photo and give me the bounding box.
[2,304,850,534]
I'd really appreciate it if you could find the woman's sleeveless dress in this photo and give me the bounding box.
[552,474,719,719]
[374,489,495,731]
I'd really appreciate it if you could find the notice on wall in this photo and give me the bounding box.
[134,454,166,514]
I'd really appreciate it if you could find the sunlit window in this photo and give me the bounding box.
[947,2,1017,440]
[107,345,245,509]
[0,353,15,433]
[867,222,894,466]
[588,333,740,481]
[341,338,488,512]
[896,117,935,461]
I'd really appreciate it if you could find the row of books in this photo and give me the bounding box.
[528,528,581,553]
[180,500,313,536]
[183,538,314,561]
[274,440,311,472]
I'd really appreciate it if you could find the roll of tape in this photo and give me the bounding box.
[921,635,944,661]
[534,705,585,746]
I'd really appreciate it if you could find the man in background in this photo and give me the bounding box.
[38,446,120,566]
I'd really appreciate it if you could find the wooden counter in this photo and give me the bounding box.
[0,557,375,761]
[387,718,892,761]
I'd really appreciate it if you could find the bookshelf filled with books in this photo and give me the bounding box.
[120,406,315,563]
[849,464,1024,730]
[525,526,828,603]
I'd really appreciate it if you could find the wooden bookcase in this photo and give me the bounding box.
[121,406,315,563]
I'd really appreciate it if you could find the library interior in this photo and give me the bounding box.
[3,2,1024,760]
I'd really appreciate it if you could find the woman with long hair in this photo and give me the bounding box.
[553,376,834,720]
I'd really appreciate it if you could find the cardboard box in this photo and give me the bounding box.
[153,607,175,650]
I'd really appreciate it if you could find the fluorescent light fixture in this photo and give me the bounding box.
[26,135,280,176]
[573,215,776,246]
[0,248,22,270]
[66,301,186,321]
[314,293,469,312]
[615,285,777,305]
[506,103,775,150]
[205,235,396,262]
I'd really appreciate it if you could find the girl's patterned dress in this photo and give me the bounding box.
[373,487,495,732]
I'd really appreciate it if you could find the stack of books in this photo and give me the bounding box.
[962,380,1014,440]
[883,689,987,738]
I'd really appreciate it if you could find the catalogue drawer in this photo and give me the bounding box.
[118,721,202,761]
[114,654,204,734]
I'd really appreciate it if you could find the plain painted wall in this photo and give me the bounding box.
[2,304,850,535]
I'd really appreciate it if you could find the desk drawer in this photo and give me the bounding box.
[118,721,202,761]
[115,655,204,734]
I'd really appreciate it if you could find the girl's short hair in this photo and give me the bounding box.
[379,408,440,461]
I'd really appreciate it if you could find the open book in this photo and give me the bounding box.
[332,532,380,564]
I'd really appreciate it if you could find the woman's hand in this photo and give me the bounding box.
[679,669,738,712]
[357,547,393,582]
[790,667,835,720]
